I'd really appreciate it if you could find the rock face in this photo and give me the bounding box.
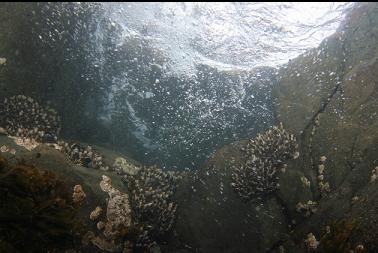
[0,135,128,253]
[169,3,378,253]
[269,2,378,252]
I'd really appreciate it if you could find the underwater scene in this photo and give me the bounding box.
[0,2,377,253]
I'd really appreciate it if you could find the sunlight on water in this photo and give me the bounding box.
[102,2,354,75]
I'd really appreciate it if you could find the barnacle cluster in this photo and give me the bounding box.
[90,206,103,221]
[317,156,330,194]
[72,184,86,205]
[0,57,6,65]
[84,175,133,252]
[305,232,319,251]
[113,156,141,175]
[0,145,16,155]
[370,166,378,183]
[0,127,7,135]
[230,123,299,201]
[354,244,365,253]
[56,141,108,170]
[123,165,181,249]
[100,175,132,241]
[301,176,311,188]
[0,95,61,142]
[296,200,318,217]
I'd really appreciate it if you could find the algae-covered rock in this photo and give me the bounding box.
[0,154,80,252]
[0,135,132,253]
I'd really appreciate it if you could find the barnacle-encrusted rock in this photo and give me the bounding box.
[100,175,132,240]
[319,156,327,163]
[230,123,299,201]
[351,195,360,205]
[97,221,106,231]
[0,95,61,142]
[113,156,140,175]
[325,225,331,234]
[0,127,7,135]
[305,233,319,250]
[82,231,122,253]
[319,181,330,192]
[72,184,86,205]
[123,166,180,249]
[355,244,365,253]
[85,175,132,252]
[301,176,311,188]
[0,57,6,65]
[57,141,107,170]
[317,156,331,195]
[9,136,39,151]
[0,145,9,153]
[296,200,318,217]
[90,206,103,221]
[370,166,378,183]
[91,234,123,252]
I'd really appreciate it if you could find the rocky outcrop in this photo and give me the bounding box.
[0,134,129,253]
[169,3,378,253]
[269,3,378,252]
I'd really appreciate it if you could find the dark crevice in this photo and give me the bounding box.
[301,80,342,137]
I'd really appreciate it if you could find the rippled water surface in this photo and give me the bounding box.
[101,2,354,74]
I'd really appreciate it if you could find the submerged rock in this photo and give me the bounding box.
[0,155,81,253]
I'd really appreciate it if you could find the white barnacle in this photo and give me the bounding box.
[318,164,325,174]
[301,176,311,188]
[305,233,319,250]
[317,174,324,181]
[370,173,377,183]
[293,151,300,159]
[319,156,327,163]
